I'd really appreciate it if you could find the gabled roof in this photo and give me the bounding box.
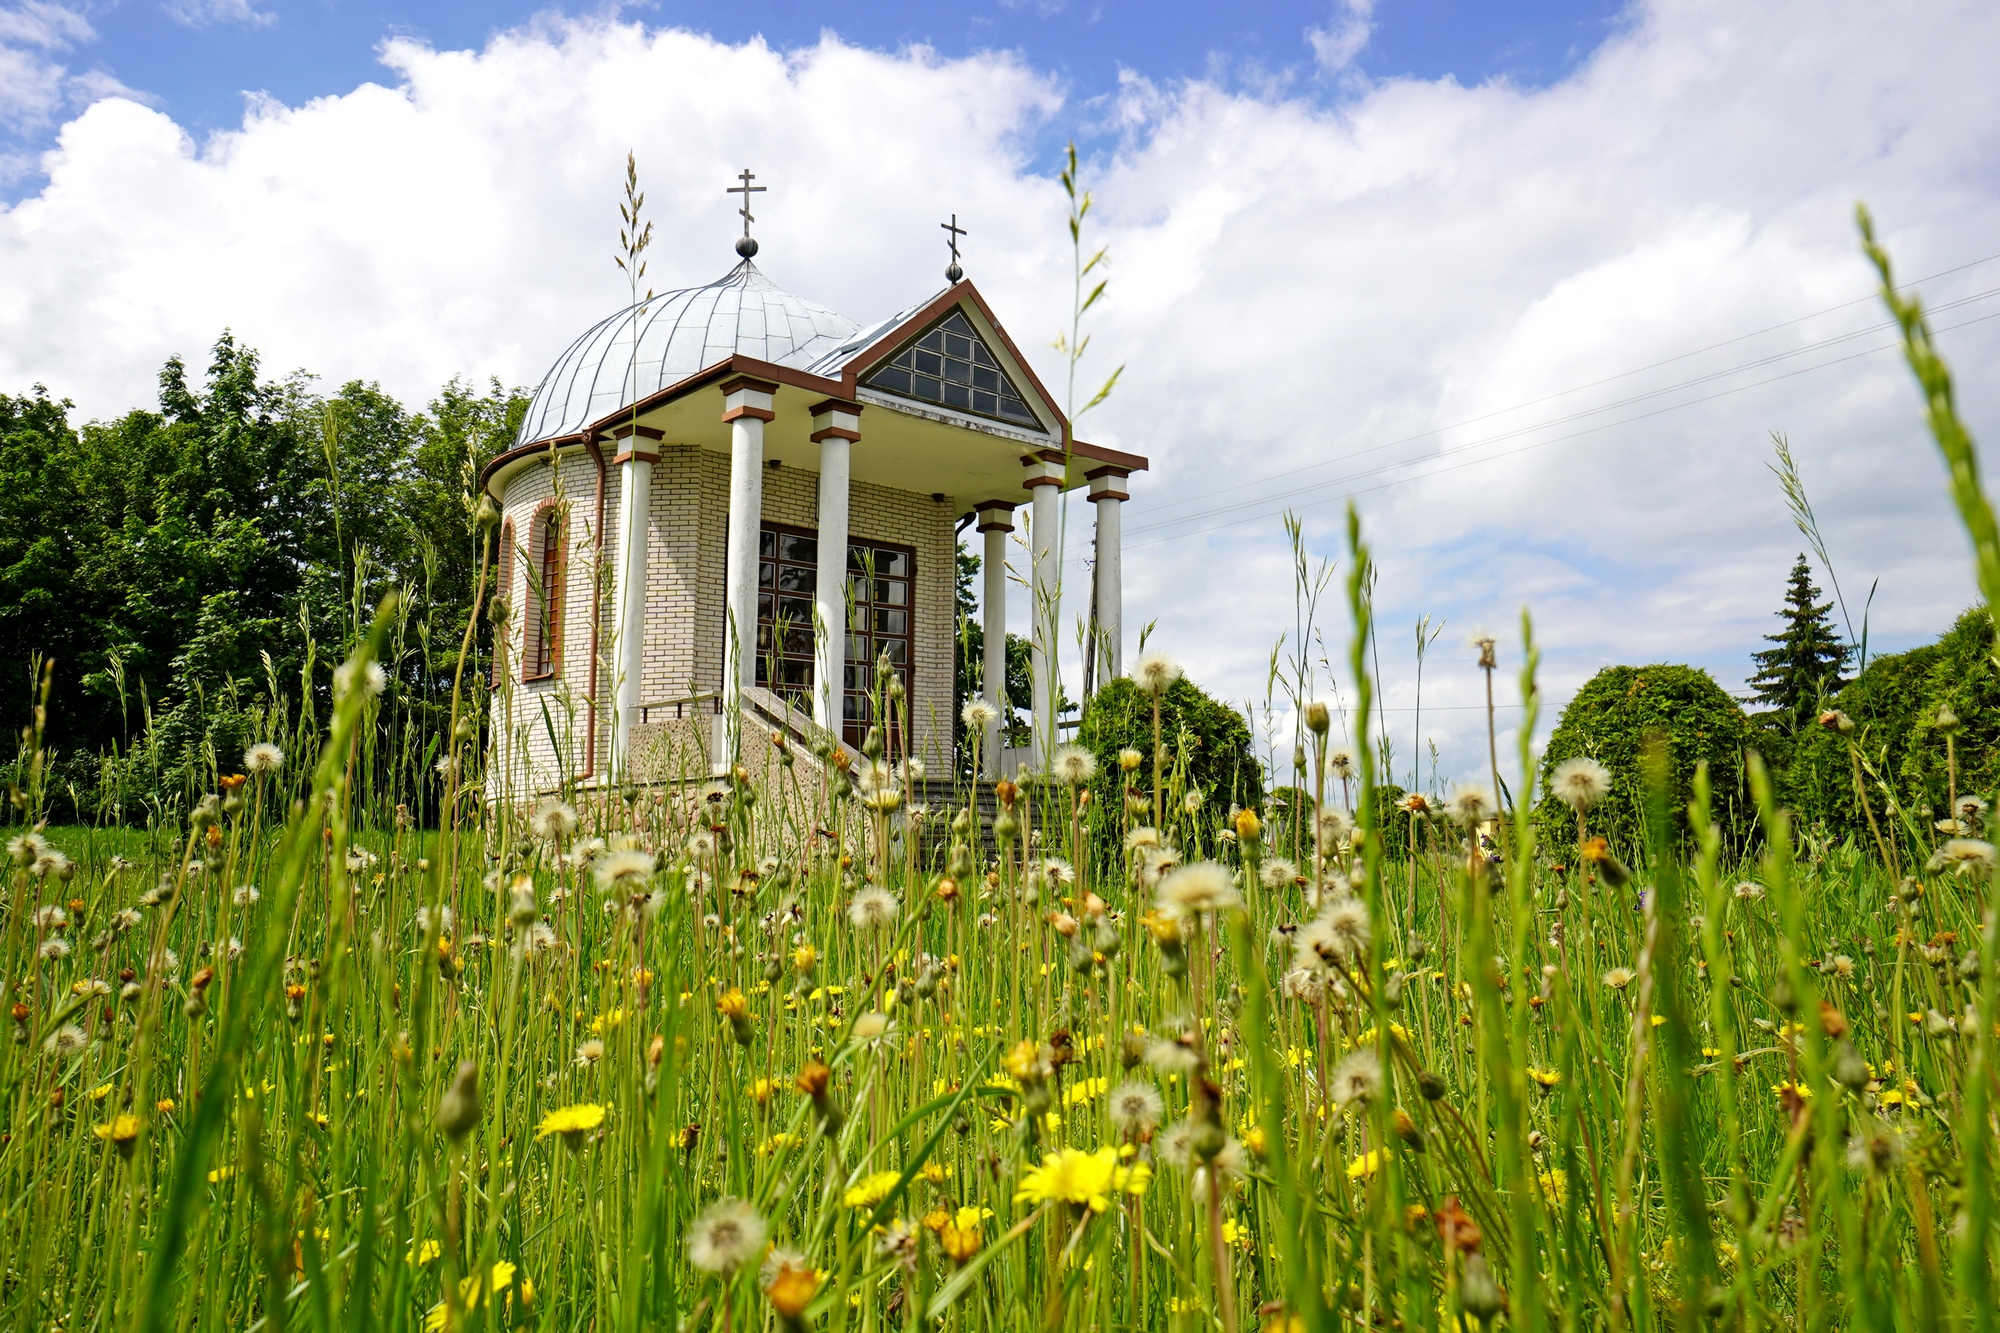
[484,273,1145,502]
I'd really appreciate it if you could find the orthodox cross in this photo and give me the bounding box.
[941,213,967,282]
[727,168,767,258]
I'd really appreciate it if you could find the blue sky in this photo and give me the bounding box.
[6,0,1995,784]
[12,0,1631,193]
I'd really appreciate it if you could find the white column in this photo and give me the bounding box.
[611,439,656,773]
[1022,453,1065,765]
[721,377,776,725]
[810,400,861,735]
[976,502,1016,778]
[1088,469,1128,684]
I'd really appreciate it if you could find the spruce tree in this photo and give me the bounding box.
[1747,554,1851,729]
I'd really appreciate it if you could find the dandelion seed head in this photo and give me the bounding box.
[847,886,900,932]
[1259,857,1300,891]
[1550,757,1612,813]
[1331,1050,1382,1108]
[1132,651,1182,696]
[46,1023,88,1058]
[688,1197,767,1274]
[961,699,998,729]
[1051,744,1098,787]
[529,798,578,843]
[244,742,284,774]
[1108,1079,1165,1136]
[594,849,657,894]
[1158,862,1241,919]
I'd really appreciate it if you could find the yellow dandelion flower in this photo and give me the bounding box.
[1527,1068,1561,1088]
[1346,1149,1388,1180]
[842,1170,904,1209]
[1015,1147,1121,1212]
[536,1103,606,1142]
[1536,1168,1568,1206]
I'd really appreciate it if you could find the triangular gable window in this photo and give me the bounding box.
[863,310,1041,428]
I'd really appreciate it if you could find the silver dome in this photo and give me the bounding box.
[517,260,859,445]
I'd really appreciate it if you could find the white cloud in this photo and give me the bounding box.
[161,0,273,27]
[2,0,1998,786]
[1305,0,1373,73]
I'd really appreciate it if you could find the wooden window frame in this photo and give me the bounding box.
[523,503,567,682]
[747,522,917,748]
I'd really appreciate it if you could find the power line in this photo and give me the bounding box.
[1122,305,2000,549]
[1132,254,2000,527]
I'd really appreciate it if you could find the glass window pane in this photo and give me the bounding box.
[777,595,812,623]
[873,367,911,394]
[780,533,817,563]
[879,579,908,606]
[943,358,971,385]
[759,560,775,587]
[942,382,970,409]
[880,638,908,664]
[783,625,814,655]
[879,551,910,577]
[913,350,942,376]
[944,333,972,359]
[875,608,907,636]
[913,375,942,400]
[973,366,999,391]
[919,330,946,351]
[777,565,814,593]
[846,633,869,662]
[972,391,997,415]
[842,693,864,720]
[757,592,773,620]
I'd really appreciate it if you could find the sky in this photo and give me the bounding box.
[3,0,1999,791]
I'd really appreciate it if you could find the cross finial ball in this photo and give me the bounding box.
[941,213,967,283]
[726,168,767,257]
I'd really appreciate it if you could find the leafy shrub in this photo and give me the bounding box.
[1076,674,1262,840]
[1534,663,1756,858]
[1782,606,1997,848]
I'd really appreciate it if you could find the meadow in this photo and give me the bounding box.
[2,215,1997,1333]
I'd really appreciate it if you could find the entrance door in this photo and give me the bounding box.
[752,524,914,748]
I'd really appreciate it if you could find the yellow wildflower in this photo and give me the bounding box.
[536,1103,606,1142]
[1527,1068,1561,1088]
[842,1170,903,1209]
[1536,1168,1568,1206]
[1014,1146,1121,1212]
[1346,1149,1387,1180]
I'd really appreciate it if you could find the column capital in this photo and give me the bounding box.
[720,376,777,423]
[974,500,1018,532]
[1087,471,1129,503]
[611,421,664,466]
[1020,454,1065,489]
[809,398,862,443]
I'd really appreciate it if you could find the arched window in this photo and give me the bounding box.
[524,505,565,680]
[491,519,514,687]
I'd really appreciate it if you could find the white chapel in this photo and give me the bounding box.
[481,188,1146,791]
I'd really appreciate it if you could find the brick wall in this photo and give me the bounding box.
[492,440,961,795]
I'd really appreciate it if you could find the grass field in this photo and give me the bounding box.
[1,215,1996,1333]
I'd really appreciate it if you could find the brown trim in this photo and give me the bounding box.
[808,397,862,418]
[584,438,606,778]
[809,424,861,444]
[1084,463,1132,481]
[1022,449,1068,466]
[479,325,1150,497]
[718,373,780,396]
[522,501,569,682]
[613,446,661,465]
[1021,475,1064,489]
[1087,486,1129,503]
[1071,440,1148,472]
[606,423,665,441]
[721,404,777,424]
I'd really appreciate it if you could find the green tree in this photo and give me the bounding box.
[952,540,1032,772]
[1746,554,1850,732]
[1535,663,1756,857]
[1783,605,1998,848]
[1076,673,1263,848]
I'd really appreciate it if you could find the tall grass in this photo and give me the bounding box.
[1,217,1996,1333]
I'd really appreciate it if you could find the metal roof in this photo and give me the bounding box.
[516,260,860,445]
